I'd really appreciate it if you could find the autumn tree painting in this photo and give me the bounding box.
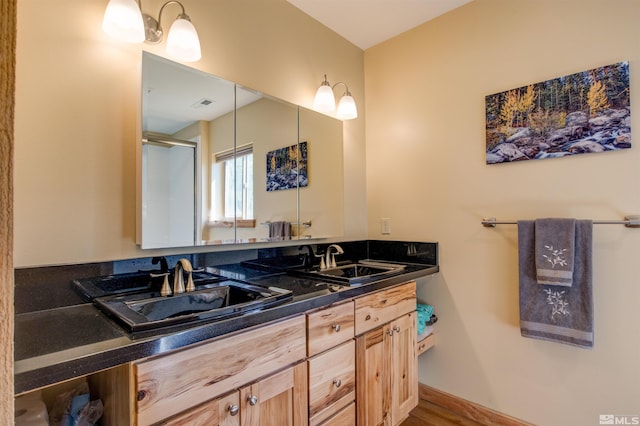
[485,62,630,164]
[266,141,308,191]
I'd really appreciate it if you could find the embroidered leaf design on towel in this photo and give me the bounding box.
[542,245,568,269]
[543,288,570,320]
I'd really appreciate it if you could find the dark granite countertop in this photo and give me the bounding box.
[15,241,439,395]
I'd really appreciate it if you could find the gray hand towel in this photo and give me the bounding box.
[268,221,292,240]
[283,221,292,239]
[518,220,594,349]
[268,221,284,239]
[535,218,576,286]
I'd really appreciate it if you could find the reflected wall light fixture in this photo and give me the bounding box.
[102,0,202,62]
[313,74,358,120]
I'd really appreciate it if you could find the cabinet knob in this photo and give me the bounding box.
[387,329,394,336]
[394,325,401,333]
[332,323,341,332]
[228,404,239,416]
[333,378,342,388]
[365,314,371,321]
[247,395,259,406]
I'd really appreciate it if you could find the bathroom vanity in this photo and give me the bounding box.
[15,241,438,425]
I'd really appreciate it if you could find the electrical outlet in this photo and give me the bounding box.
[381,217,391,235]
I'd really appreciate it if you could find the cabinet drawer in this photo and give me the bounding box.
[134,315,306,425]
[315,401,355,426]
[308,340,355,424]
[307,301,354,356]
[354,281,416,335]
[162,391,240,426]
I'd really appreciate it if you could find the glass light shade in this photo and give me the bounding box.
[166,18,202,62]
[313,84,336,113]
[102,0,145,43]
[336,94,358,120]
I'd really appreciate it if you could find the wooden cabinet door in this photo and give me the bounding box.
[162,391,240,426]
[239,362,308,426]
[356,325,390,426]
[389,312,418,425]
[356,311,418,426]
[135,316,306,425]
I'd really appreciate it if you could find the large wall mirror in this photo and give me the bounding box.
[140,52,344,249]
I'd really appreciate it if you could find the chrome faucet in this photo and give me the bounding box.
[325,244,344,269]
[163,258,194,296]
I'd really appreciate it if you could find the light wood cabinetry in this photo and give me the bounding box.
[308,340,355,425]
[239,362,308,426]
[134,315,306,425]
[389,312,418,423]
[306,301,356,426]
[162,390,240,426]
[161,363,307,426]
[355,282,418,426]
[319,402,356,426]
[416,333,435,356]
[306,301,354,357]
[354,282,416,336]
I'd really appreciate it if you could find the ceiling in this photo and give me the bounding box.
[286,0,474,50]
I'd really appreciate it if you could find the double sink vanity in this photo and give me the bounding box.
[14,240,438,425]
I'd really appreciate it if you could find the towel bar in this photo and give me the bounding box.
[482,215,640,228]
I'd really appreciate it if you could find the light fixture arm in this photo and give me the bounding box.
[157,1,188,26]
[331,81,351,97]
[143,0,190,44]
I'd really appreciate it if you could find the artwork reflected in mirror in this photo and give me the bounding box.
[266,141,308,192]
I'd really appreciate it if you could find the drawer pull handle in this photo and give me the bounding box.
[228,404,239,416]
[332,323,341,332]
[333,378,342,388]
[365,314,371,321]
[247,395,258,406]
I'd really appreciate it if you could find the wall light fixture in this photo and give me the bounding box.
[313,74,358,120]
[102,0,201,62]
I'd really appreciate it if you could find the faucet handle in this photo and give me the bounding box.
[151,272,172,297]
[314,253,326,270]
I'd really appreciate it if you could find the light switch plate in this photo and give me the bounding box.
[381,217,391,235]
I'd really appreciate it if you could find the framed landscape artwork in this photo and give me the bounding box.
[266,141,308,191]
[485,61,630,164]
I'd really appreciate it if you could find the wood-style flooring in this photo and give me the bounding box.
[401,399,484,426]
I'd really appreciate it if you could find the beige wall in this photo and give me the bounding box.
[365,0,640,424]
[14,0,366,267]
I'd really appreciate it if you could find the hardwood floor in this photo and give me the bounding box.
[401,399,484,426]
